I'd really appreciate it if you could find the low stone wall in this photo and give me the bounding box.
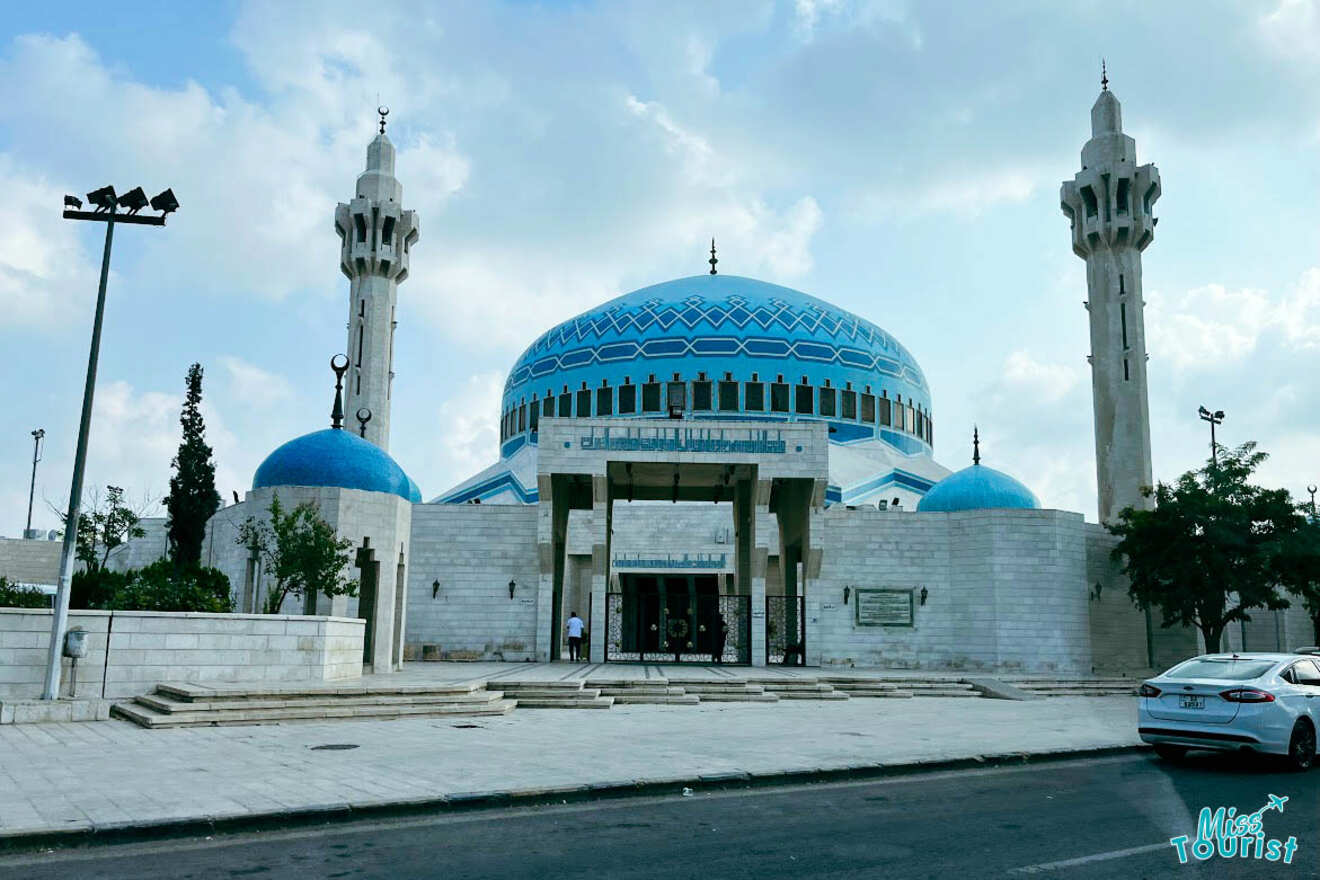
[0,609,364,700]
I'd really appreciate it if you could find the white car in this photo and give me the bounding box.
[1138,651,1320,771]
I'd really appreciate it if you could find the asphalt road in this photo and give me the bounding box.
[0,751,1315,880]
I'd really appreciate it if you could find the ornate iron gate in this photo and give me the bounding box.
[606,592,751,664]
[766,595,806,665]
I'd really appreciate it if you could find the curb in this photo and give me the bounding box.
[0,743,1148,853]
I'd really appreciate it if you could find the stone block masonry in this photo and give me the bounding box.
[0,608,363,700]
[405,504,540,659]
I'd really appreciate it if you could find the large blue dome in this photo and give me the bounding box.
[497,274,934,459]
[253,429,421,502]
[916,464,1039,513]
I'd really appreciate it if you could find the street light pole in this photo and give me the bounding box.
[1197,405,1225,469]
[1308,484,1317,517]
[41,185,176,701]
[25,428,45,538]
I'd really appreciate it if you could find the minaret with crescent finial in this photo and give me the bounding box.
[334,106,419,450]
[1060,67,1161,523]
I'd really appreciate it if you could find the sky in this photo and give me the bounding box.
[1,0,1318,537]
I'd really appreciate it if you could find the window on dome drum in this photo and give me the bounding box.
[666,382,686,412]
[860,393,875,423]
[878,397,892,427]
[596,387,613,416]
[692,380,712,410]
[819,387,836,417]
[718,380,738,411]
[795,383,813,415]
[543,397,554,418]
[770,382,789,413]
[529,405,539,432]
[619,384,637,414]
[842,389,857,420]
[928,418,934,446]
[518,404,526,432]
[745,382,764,411]
[576,389,591,417]
[907,403,915,432]
[558,393,571,418]
[642,382,661,412]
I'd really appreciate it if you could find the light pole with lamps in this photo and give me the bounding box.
[1198,405,1224,469]
[40,185,178,701]
[25,428,45,538]
[1307,485,1317,518]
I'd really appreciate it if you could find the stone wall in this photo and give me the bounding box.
[0,608,363,700]
[405,504,540,659]
[104,517,169,572]
[812,508,1097,673]
[0,538,63,586]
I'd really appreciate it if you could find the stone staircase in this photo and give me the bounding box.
[112,681,516,729]
[491,680,614,708]
[822,677,980,698]
[1000,677,1141,697]
[586,679,700,705]
[663,678,779,702]
[746,677,849,700]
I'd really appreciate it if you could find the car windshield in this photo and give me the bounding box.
[1167,658,1276,681]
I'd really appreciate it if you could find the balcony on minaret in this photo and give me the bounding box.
[335,198,418,281]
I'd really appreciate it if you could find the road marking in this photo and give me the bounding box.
[1007,842,1168,874]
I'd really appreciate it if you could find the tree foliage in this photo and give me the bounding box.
[64,485,148,572]
[1274,515,1320,644]
[0,577,52,609]
[236,494,355,614]
[69,562,232,612]
[1108,442,1302,653]
[165,363,221,567]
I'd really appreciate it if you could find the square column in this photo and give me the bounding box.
[588,475,611,664]
[749,478,772,667]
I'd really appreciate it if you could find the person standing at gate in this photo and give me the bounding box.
[566,611,586,662]
[712,612,728,664]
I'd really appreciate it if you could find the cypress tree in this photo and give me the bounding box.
[166,363,221,567]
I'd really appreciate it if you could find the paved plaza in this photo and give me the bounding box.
[0,663,1142,845]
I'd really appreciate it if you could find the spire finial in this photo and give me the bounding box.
[1100,59,1108,91]
[708,238,718,275]
[377,105,389,135]
[330,354,349,429]
[972,425,981,466]
[356,407,373,438]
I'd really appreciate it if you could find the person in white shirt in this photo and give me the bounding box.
[565,612,586,661]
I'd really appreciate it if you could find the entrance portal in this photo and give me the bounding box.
[605,574,751,664]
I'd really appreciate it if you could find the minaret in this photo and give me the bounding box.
[1060,71,1161,523]
[334,108,419,450]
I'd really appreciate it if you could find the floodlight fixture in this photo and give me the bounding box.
[150,188,179,215]
[117,187,148,214]
[63,195,82,209]
[86,185,117,212]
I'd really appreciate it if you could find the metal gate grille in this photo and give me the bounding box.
[766,595,806,665]
[606,592,751,664]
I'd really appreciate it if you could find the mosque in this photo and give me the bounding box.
[198,82,1205,674]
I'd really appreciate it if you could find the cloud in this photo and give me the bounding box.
[1147,270,1320,372]
[219,356,294,409]
[0,157,101,328]
[427,371,505,490]
[854,166,1042,220]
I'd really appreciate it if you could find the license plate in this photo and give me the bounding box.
[1179,695,1205,709]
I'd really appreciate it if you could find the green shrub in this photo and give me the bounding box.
[0,577,52,609]
[71,568,128,610]
[111,560,234,613]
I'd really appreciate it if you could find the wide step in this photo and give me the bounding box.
[112,698,516,728]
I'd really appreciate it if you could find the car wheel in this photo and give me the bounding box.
[1153,745,1186,762]
[1285,721,1315,772]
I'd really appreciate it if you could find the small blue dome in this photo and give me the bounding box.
[916,464,1039,512]
[253,429,421,502]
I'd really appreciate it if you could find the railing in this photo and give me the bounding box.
[605,592,751,664]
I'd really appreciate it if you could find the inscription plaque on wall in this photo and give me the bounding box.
[855,589,914,627]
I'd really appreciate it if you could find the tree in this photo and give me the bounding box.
[60,485,148,572]
[70,562,232,613]
[1274,515,1320,644]
[165,363,220,567]
[1108,442,1299,653]
[236,493,355,614]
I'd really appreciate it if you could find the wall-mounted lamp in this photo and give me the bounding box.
[843,586,851,605]
[508,579,517,600]
[432,579,440,600]
[919,586,928,606]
